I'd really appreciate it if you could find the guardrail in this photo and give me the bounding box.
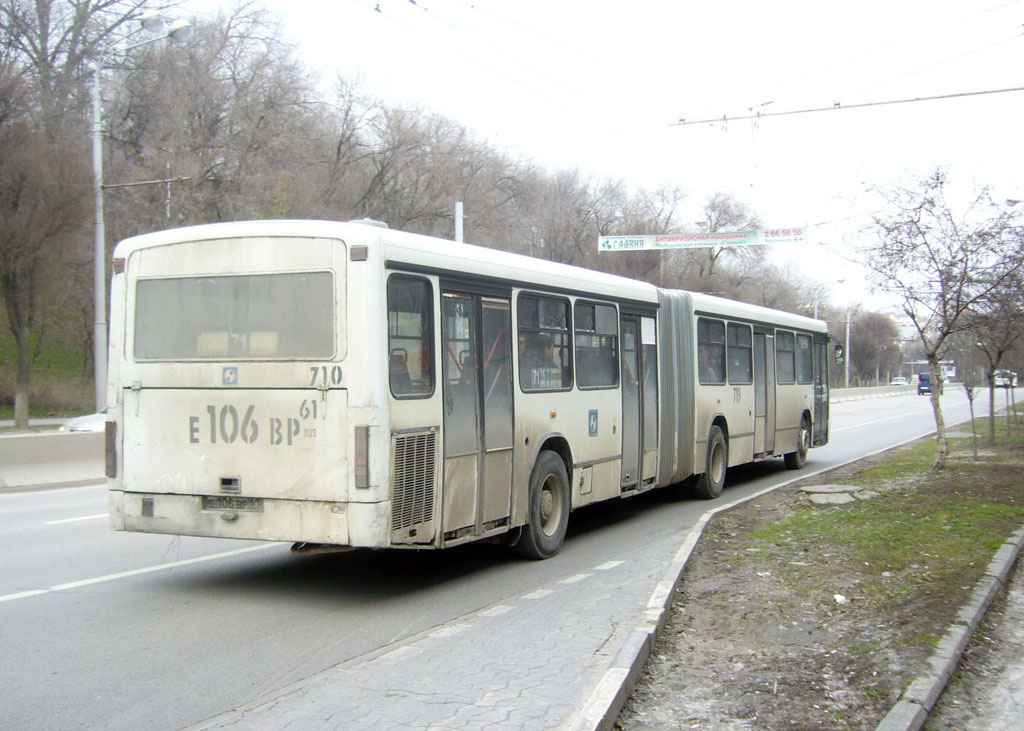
[831,384,917,402]
[0,432,104,491]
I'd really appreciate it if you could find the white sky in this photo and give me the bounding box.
[182,0,1024,310]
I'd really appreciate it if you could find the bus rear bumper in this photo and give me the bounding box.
[108,489,389,548]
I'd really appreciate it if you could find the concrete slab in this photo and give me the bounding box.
[800,484,863,494]
[809,493,857,505]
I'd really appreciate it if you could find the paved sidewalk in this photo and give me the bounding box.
[928,555,1024,729]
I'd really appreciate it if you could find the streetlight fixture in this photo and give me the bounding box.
[91,14,192,410]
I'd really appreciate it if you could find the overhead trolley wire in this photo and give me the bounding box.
[671,85,1024,127]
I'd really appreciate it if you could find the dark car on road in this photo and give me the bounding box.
[917,373,943,395]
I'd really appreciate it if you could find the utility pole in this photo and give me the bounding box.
[454,201,464,243]
[89,15,192,410]
[845,309,851,387]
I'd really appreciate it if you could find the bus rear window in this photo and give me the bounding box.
[134,272,335,360]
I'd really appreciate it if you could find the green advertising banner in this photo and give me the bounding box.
[598,228,805,251]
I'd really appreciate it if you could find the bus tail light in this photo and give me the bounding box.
[355,426,369,488]
[105,420,117,478]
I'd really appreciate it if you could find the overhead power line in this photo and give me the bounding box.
[672,85,1024,127]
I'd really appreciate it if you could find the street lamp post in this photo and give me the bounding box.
[91,16,192,410]
[844,308,851,387]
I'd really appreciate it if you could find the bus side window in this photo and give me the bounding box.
[517,293,572,391]
[796,333,814,383]
[697,317,726,385]
[727,323,752,385]
[387,275,434,398]
[776,330,796,383]
[574,301,619,389]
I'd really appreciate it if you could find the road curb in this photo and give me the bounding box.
[831,387,915,403]
[875,524,1024,731]
[575,419,1020,731]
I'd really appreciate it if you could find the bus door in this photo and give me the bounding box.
[812,335,830,445]
[753,329,777,455]
[440,289,514,540]
[620,313,658,491]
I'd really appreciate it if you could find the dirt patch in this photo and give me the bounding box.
[617,435,1024,730]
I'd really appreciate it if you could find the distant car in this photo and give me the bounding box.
[889,376,908,386]
[59,409,108,433]
[917,373,942,395]
[993,371,1018,388]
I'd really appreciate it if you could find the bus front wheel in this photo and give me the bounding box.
[512,450,570,559]
[784,417,810,470]
[694,426,727,499]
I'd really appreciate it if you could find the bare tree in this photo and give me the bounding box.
[862,170,1024,468]
[519,168,596,265]
[970,272,1024,444]
[686,191,761,289]
[311,76,380,218]
[106,4,325,233]
[948,328,988,458]
[0,0,162,132]
[849,311,901,385]
[0,110,89,425]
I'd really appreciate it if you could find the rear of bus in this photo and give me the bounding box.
[107,220,391,548]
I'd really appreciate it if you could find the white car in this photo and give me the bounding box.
[889,376,908,386]
[59,409,108,433]
[994,371,1017,388]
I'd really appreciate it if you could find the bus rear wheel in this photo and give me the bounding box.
[693,425,727,499]
[784,416,810,470]
[512,450,570,559]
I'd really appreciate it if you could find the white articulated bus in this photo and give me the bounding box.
[106,219,830,559]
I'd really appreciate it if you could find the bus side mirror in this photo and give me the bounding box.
[834,344,844,366]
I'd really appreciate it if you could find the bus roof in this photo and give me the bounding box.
[113,219,659,305]
[685,290,827,334]
[114,219,824,330]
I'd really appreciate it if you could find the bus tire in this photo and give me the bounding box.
[512,450,570,559]
[693,425,727,499]
[784,416,810,470]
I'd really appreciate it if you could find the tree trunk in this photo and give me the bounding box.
[3,277,32,427]
[988,380,997,446]
[13,323,31,428]
[967,393,978,460]
[929,359,948,470]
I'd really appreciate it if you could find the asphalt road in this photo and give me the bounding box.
[0,389,1009,730]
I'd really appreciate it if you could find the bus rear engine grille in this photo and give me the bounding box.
[391,430,437,531]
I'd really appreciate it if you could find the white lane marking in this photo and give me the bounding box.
[595,560,624,570]
[523,589,553,600]
[43,513,108,525]
[0,590,48,604]
[559,573,591,584]
[0,543,281,603]
[831,412,934,432]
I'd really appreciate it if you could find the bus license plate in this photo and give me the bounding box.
[202,496,264,512]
